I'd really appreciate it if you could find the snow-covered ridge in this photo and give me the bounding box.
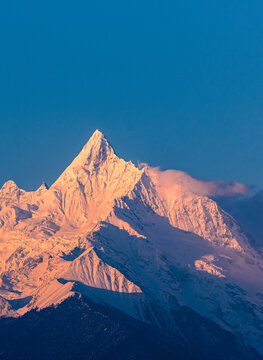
[0,130,143,235]
[0,130,263,354]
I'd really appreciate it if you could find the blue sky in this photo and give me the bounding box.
[0,1,263,190]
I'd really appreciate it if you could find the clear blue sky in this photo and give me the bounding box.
[0,1,263,191]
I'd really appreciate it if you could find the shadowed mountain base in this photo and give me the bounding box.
[0,294,261,360]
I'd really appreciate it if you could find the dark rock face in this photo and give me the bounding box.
[0,295,189,360]
[0,295,261,360]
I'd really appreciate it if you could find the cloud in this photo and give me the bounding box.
[142,165,250,198]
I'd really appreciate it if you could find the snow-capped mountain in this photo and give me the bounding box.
[0,130,263,356]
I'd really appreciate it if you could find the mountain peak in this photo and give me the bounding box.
[71,130,115,169]
[0,180,20,194]
[85,129,109,150]
[90,129,105,139]
[37,182,49,192]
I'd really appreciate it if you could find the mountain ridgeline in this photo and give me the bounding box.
[0,130,263,359]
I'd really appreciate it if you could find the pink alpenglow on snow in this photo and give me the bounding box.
[0,130,263,355]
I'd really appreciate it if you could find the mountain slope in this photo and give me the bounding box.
[0,295,261,360]
[0,295,186,360]
[0,130,263,356]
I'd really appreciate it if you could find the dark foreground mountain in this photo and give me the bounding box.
[0,295,261,360]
